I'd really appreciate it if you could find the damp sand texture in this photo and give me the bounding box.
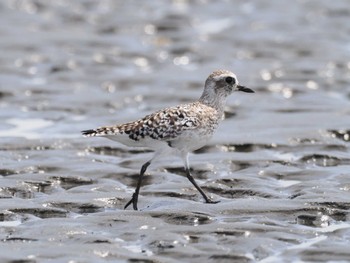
[1,1,350,263]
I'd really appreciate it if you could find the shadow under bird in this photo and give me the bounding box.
[82,70,254,210]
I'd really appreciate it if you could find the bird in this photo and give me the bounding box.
[82,70,254,210]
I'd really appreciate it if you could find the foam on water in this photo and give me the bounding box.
[0,118,53,139]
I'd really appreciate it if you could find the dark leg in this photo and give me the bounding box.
[185,168,219,204]
[124,161,151,210]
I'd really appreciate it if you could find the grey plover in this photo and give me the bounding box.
[82,70,254,210]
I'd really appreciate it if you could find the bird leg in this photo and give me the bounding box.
[124,161,151,210]
[185,168,219,204]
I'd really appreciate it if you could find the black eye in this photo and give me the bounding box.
[225,76,235,84]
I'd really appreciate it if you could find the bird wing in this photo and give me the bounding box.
[82,102,217,142]
[121,103,203,141]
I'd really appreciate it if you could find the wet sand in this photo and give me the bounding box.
[0,1,350,262]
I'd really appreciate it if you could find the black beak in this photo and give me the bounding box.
[238,85,254,93]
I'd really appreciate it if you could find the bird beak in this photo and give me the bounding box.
[237,85,254,93]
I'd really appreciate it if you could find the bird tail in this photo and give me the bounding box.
[81,129,100,137]
[81,126,122,137]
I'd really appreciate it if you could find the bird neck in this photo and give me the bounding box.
[199,92,227,117]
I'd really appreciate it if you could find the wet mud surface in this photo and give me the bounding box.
[0,0,350,262]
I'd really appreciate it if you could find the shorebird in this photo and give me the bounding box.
[82,70,254,210]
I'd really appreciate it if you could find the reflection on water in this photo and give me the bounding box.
[0,0,350,262]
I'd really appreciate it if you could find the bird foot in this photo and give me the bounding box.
[205,198,220,204]
[124,193,138,210]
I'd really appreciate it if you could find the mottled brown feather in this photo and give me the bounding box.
[82,101,220,142]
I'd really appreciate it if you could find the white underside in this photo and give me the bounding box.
[104,134,178,164]
[103,130,212,153]
[104,134,168,150]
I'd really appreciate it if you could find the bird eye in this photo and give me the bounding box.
[225,76,235,84]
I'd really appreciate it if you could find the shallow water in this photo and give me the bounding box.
[1,0,350,262]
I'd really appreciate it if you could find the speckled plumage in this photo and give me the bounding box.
[82,70,254,210]
[82,102,219,149]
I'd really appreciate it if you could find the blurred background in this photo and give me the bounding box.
[0,0,349,262]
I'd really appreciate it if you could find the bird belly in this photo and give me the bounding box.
[104,134,169,151]
[169,131,213,152]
